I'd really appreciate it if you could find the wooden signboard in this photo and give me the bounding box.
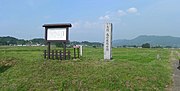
[42,23,72,60]
[43,24,72,42]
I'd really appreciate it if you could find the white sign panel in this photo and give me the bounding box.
[104,23,112,60]
[47,28,67,40]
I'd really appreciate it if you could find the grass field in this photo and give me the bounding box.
[0,46,173,90]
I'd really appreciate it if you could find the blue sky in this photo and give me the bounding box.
[0,0,180,42]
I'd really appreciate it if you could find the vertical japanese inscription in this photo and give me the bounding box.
[106,33,109,51]
[104,23,112,60]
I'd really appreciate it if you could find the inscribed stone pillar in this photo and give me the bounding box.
[104,23,112,60]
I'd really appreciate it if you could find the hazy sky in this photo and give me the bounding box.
[0,0,180,42]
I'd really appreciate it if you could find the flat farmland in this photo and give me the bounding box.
[0,46,173,90]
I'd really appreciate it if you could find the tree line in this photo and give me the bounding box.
[0,36,172,48]
[117,43,172,48]
[0,36,44,46]
[0,36,103,47]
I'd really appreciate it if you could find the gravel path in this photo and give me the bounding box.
[172,51,180,91]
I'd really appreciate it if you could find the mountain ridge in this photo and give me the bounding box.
[113,35,180,47]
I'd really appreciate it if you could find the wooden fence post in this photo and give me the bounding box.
[44,49,71,60]
[77,48,80,58]
[55,50,58,59]
[60,50,62,60]
[68,50,70,60]
[52,50,54,60]
[74,48,76,59]
[44,50,46,59]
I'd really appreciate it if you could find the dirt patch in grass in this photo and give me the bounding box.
[0,58,16,73]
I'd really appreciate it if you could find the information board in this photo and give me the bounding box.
[47,28,67,41]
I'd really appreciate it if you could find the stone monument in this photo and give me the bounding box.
[104,23,112,60]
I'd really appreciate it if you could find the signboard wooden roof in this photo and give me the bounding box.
[43,23,72,28]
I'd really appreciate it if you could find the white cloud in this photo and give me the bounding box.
[118,10,126,16]
[99,15,110,20]
[127,7,138,14]
[72,21,102,30]
[99,7,139,21]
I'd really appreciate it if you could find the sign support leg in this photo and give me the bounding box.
[48,42,51,59]
[63,42,66,60]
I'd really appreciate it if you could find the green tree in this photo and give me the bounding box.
[55,42,64,47]
[142,43,150,48]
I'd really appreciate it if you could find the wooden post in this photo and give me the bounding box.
[77,48,80,58]
[60,50,62,60]
[74,48,76,59]
[44,50,46,59]
[68,50,71,60]
[52,50,54,60]
[178,59,180,70]
[55,50,58,59]
[63,42,66,60]
[48,42,51,59]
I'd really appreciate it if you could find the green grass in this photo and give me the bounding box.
[0,46,172,90]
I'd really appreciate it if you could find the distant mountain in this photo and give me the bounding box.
[0,36,19,45]
[0,36,45,45]
[113,35,180,47]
